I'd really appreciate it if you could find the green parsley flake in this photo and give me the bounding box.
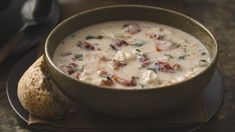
[199,59,208,66]
[164,54,174,59]
[134,40,147,47]
[74,54,83,61]
[86,35,103,40]
[178,54,189,60]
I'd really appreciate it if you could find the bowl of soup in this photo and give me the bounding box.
[44,5,217,117]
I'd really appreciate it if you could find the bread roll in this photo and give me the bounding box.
[17,56,70,120]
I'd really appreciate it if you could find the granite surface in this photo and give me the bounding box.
[0,0,235,131]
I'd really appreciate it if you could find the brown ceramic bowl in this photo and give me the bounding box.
[44,5,217,117]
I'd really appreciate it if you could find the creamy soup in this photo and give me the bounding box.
[53,21,210,89]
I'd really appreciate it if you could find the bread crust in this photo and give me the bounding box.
[17,56,69,119]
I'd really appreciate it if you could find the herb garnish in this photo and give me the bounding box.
[201,52,207,55]
[199,59,208,66]
[133,40,146,47]
[147,67,157,73]
[164,54,174,59]
[140,84,145,89]
[200,59,207,62]
[110,44,117,51]
[86,35,103,40]
[178,54,189,60]
[73,54,83,61]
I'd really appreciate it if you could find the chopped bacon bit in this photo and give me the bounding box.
[110,39,129,51]
[123,23,141,34]
[99,56,111,62]
[110,60,127,70]
[76,41,83,47]
[75,73,80,79]
[67,69,75,75]
[84,42,95,50]
[100,77,114,86]
[112,75,138,87]
[138,53,151,67]
[154,61,181,72]
[97,70,109,77]
[129,76,139,86]
[155,46,162,52]
[111,75,120,82]
[155,61,173,72]
[68,62,77,67]
[146,33,164,40]
[172,64,181,70]
[67,63,78,75]
[139,54,149,62]
[155,40,179,51]
[142,60,151,67]
[76,41,95,50]
[113,39,129,47]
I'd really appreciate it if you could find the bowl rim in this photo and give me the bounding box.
[44,4,218,91]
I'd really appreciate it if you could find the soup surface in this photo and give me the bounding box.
[53,21,210,89]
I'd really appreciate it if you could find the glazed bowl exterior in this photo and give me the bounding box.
[44,5,218,117]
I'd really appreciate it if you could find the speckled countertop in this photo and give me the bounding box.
[0,0,235,131]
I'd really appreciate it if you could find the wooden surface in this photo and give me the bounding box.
[1,0,235,131]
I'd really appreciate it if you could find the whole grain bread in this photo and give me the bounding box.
[17,56,70,120]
